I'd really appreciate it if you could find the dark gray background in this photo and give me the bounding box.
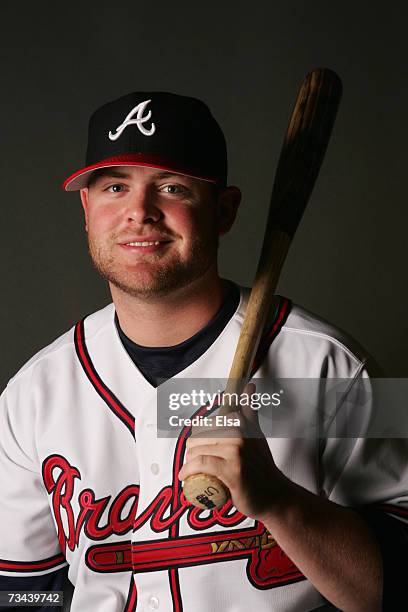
[1,2,407,389]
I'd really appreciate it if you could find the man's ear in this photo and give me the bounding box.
[217,186,241,235]
[80,188,89,232]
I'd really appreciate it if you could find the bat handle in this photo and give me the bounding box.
[182,473,230,509]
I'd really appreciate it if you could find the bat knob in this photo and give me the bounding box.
[183,473,230,509]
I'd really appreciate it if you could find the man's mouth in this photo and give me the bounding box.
[126,240,162,247]
[119,239,172,253]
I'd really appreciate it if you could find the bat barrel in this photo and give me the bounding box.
[267,68,342,238]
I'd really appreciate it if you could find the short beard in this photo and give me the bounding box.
[87,233,219,299]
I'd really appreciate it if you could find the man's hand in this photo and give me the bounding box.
[178,383,288,520]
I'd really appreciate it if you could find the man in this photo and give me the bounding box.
[0,92,407,612]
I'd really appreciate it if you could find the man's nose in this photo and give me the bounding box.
[125,189,163,224]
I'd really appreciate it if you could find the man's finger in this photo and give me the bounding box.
[185,442,242,463]
[178,455,227,483]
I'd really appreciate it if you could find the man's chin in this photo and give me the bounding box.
[110,279,178,299]
[90,252,216,299]
[105,269,198,299]
[91,258,176,296]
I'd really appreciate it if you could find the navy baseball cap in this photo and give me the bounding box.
[62,91,228,191]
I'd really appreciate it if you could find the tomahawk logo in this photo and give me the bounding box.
[108,99,156,140]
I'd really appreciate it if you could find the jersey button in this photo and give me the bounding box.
[150,462,160,475]
[148,595,160,609]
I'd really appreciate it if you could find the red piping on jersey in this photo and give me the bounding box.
[124,576,137,612]
[0,553,66,573]
[74,320,135,436]
[252,296,291,372]
[376,503,408,518]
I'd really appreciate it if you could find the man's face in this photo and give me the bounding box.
[80,166,238,298]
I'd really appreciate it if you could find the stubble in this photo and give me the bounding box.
[87,230,219,298]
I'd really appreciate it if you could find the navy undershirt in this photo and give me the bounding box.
[115,281,241,386]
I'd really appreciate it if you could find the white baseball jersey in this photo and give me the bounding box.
[1,286,407,611]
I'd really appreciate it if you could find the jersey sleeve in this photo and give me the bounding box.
[0,383,67,578]
[319,366,408,610]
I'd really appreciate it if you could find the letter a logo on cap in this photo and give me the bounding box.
[108,99,156,141]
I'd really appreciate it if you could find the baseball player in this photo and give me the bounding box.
[0,92,407,612]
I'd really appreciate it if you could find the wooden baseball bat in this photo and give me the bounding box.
[183,68,343,510]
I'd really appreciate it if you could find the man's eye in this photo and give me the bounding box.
[107,184,124,193]
[161,184,185,194]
